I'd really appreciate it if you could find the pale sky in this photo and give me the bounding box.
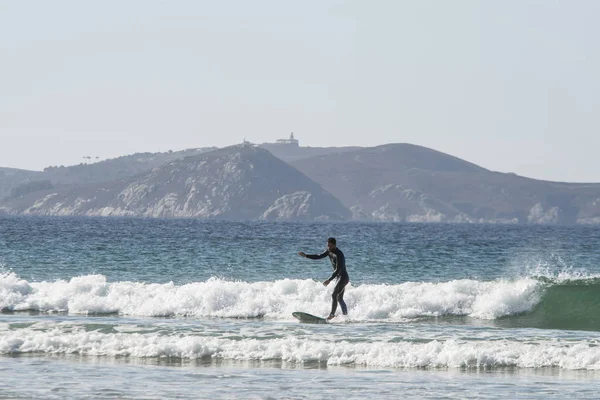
[1,0,599,182]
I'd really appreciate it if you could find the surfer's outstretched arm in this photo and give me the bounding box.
[298,251,328,259]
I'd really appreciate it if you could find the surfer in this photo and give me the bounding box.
[298,237,349,320]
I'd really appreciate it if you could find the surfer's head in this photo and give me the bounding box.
[327,237,336,251]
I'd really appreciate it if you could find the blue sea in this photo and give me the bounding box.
[2,217,600,399]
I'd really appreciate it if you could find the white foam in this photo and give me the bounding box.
[520,256,600,283]
[0,272,543,320]
[0,272,34,310]
[2,325,600,370]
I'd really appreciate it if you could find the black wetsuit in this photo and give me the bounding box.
[306,247,349,317]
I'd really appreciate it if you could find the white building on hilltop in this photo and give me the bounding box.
[275,132,299,147]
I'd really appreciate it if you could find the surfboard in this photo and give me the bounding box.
[292,311,328,324]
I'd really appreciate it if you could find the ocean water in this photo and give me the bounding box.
[2,217,600,399]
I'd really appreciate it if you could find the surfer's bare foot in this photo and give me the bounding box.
[326,314,335,321]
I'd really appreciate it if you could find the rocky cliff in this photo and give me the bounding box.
[4,142,600,224]
[0,145,350,220]
[291,143,600,224]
